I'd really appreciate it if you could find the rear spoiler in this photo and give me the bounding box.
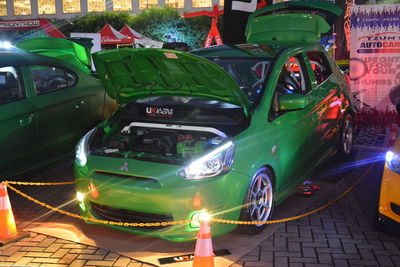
[16,37,92,74]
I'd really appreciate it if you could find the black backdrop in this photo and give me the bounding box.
[223,0,273,44]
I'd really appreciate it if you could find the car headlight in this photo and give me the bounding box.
[386,150,400,174]
[75,128,96,167]
[180,140,235,180]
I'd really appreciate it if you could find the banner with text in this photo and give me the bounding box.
[350,4,400,112]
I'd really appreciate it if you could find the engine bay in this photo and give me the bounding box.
[92,122,227,163]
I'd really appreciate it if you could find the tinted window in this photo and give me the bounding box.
[30,66,78,95]
[276,56,310,96]
[306,52,333,85]
[207,58,272,107]
[0,66,25,105]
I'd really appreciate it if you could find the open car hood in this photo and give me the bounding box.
[16,38,92,74]
[92,48,250,115]
[246,1,342,46]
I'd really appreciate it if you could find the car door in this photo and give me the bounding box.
[28,64,89,158]
[0,65,37,176]
[268,54,317,189]
[304,51,341,155]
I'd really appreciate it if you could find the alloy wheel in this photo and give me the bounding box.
[249,173,273,225]
[342,117,353,154]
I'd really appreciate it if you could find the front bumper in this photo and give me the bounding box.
[75,156,250,242]
[379,163,400,225]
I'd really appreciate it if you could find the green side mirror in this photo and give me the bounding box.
[279,93,308,111]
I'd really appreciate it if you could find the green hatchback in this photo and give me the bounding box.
[74,1,354,242]
[0,39,113,178]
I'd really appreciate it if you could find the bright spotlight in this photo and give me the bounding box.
[386,151,394,163]
[2,41,12,49]
[76,191,85,202]
[198,211,212,222]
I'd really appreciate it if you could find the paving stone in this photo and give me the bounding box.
[244,261,273,266]
[333,259,349,267]
[69,259,87,267]
[376,254,395,266]
[274,256,288,267]
[317,253,332,264]
[44,243,63,253]
[259,251,273,261]
[1,246,19,256]
[37,237,56,247]
[359,249,376,260]
[61,243,87,249]
[69,248,96,254]
[14,256,34,265]
[113,256,131,267]
[85,260,115,266]
[288,241,301,252]
[289,257,318,263]
[5,251,27,262]
[30,257,59,263]
[105,252,121,261]
[302,242,328,248]
[76,253,105,260]
[348,259,379,265]
[302,247,316,258]
[305,264,333,267]
[17,246,45,252]
[58,253,78,264]
[31,234,47,242]
[25,252,53,257]
[50,248,70,258]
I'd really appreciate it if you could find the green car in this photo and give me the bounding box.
[74,1,354,242]
[0,38,113,178]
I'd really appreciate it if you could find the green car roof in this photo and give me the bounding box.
[0,51,75,67]
[192,44,277,58]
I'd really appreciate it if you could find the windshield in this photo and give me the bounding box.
[207,58,272,107]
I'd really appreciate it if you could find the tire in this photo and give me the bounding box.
[338,114,354,157]
[374,212,386,232]
[237,167,275,234]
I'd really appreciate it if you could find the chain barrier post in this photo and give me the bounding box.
[0,182,29,246]
[3,163,373,230]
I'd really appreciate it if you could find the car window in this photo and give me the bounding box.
[29,65,78,95]
[277,56,310,95]
[207,58,272,107]
[271,55,311,117]
[0,66,25,105]
[306,52,333,85]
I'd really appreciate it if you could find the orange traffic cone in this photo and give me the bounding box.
[193,214,214,267]
[0,182,29,246]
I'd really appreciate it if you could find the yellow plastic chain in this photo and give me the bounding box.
[5,181,76,186]
[3,163,373,226]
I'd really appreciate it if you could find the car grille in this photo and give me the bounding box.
[94,170,161,188]
[390,202,400,216]
[90,202,173,230]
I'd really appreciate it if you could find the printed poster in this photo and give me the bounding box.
[350,4,400,112]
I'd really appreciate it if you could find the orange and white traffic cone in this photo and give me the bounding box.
[0,182,29,246]
[193,214,214,267]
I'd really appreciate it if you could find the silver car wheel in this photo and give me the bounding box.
[342,116,353,154]
[249,173,273,226]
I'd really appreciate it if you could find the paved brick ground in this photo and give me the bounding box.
[234,151,400,267]
[1,126,400,266]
